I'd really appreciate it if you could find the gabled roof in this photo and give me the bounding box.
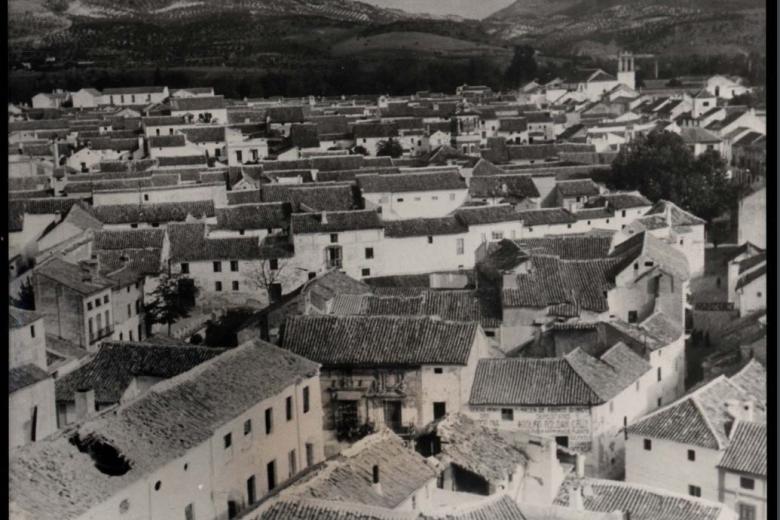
[179,125,225,143]
[453,204,520,226]
[156,155,207,167]
[10,341,318,520]
[626,373,766,449]
[729,359,766,404]
[170,95,226,112]
[680,127,721,144]
[282,315,478,367]
[717,420,766,477]
[215,202,290,231]
[103,86,166,95]
[168,222,270,262]
[471,158,506,177]
[554,478,728,520]
[291,210,383,234]
[555,179,600,198]
[515,208,577,226]
[262,183,357,212]
[148,134,186,148]
[91,200,215,225]
[735,263,766,290]
[55,341,227,403]
[384,216,467,238]
[357,170,466,194]
[586,192,652,210]
[283,430,436,509]
[34,257,115,295]
[609,231,690,281]
[644,200,706,226]
[93,228,165,250]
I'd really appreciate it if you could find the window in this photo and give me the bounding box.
[397,198,404,203]
[230,260,239,272]
[432,196,438,201]
[657,367,662,381]
[213,261,222,273]
[757,291,762,298]
[127,303,132,317]
[449,193,456,201]
[555,436,569,448]
[232,281,239,291]
[236,150,243,163]
[567,224,572,229]
[456,238,464,255]
[303,386,310,413]
[119,332,123,340]
[95,298,102,308]
[738,503,756,520]
[244,419,252,435]
[587,220,591,225]
[740,477,755,490]
[628,311,638,323]
[286,396,293,421]
[634,262,639,270]
[227,501,238,520]
[143,194,149,202]
[688,485,701,497]
[365,247,374,259]
[492,231,503,240]
[270,258,279,270]
[680,239,684,245]
[644,439,652,451]
[136,300,141,314]
[528,227,533,233]
[88,318,94,335]
[433,367,443,374]
[129,330,134,341]
[288,449,297,477]
[428,236,434,244]
[265,408,273,434]
[30,325,35,338]
[87,302,93,310]
[657,397,663,407]
[305,443,315,467]
[644,261,654,267]
[215,281,222,292]
[223,433,232,448]
[361,268,371,277]
[185,503,195,520]
[247,475,256,505]
[501,408,514,421]
[330,233,338,244]
[688,449,696,461]
[621,210,627,217]
[433,402,447,420]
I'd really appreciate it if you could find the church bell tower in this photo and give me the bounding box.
[617,51,636,90]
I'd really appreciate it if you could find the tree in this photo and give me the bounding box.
[245,258,294,304]
[353,145,369,156]
[10,278,35,310]
[145,273,199,336]
[503,45,537,89]
[376,138,404,158]
[609,130,732,222]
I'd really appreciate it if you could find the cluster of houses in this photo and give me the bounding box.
[8,56,766,520]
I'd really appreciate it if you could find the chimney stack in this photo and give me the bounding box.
[575,453,586,478]
[75,388,96,419]
[570,484,584,511]
[321,211,328,225]
[79,259,100,281]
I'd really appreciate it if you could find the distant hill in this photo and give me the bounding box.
[359,0,516,20]
[484,0,766,56]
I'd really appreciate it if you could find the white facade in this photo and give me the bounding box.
[738,187,766,249]
[363,188,468,221]
[92,183,226,207]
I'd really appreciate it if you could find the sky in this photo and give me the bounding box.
[361,0,517,20]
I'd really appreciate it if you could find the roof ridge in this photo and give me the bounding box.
[688,394,725,450]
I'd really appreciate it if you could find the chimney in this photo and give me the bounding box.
[575,453,586,478]
[79,258,100,282]
[372,464,382,494]
[75,388,96,419]
[321,211,328,225]
[569,484,584,511]
[501,182,509,194]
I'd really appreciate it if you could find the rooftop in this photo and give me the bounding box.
[291,210,383,234]
[282,315,479,367]
[357,170,466,194]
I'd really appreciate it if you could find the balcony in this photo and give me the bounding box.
[89,326,114,344]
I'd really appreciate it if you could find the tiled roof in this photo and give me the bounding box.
[453,204,521,225]
[587,192,652,210]
[103,86,166,94]
[419,413,528,484]
[556,179,600,198]
[609,232,690,281]
[717,420,766,477]
[227,189,262,205]
[289,123,320,148]
[266,105,306,123]
[469,174,540,199]
[94,249,163,276]
[34,257,116,295]
[9,198,86,232]
[357,170,465,194]
[470,344,648,406]
[168,222,267,262]
[471,158,506,177]
[91,200,215,225]
[291,210,383,234]
[284,430,436,509]
[45,334,89,364]
[142,115,187,127]
[282,315,478,367]
[259,499,416,520]
[157,154,207,167]
[627,375,766,449]
[498,117,528,133]
[262,183,357,212]
[93,228,165,250]
[54,341,226,403]
[170,95,226,111]
[736,252,766,274]
[554,478,727,520]
[148,134,185,148]
[10,341,319,520]
[513,235,614,260]
[638,312,683,345]
[729,359,766,404]
[303,270,372,306]
[9,176,49,192]
[515,208,577,226]
[384,216,467,238]
[179,125,225,143]
[644,200,705,226]
[9,364,50,394]
[9,306,42,329]
[353,122,398,138]
[680,127,721,144]
[735,263,766,290]
[215,202,290,230]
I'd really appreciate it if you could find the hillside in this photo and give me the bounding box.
[484,0,766,56]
